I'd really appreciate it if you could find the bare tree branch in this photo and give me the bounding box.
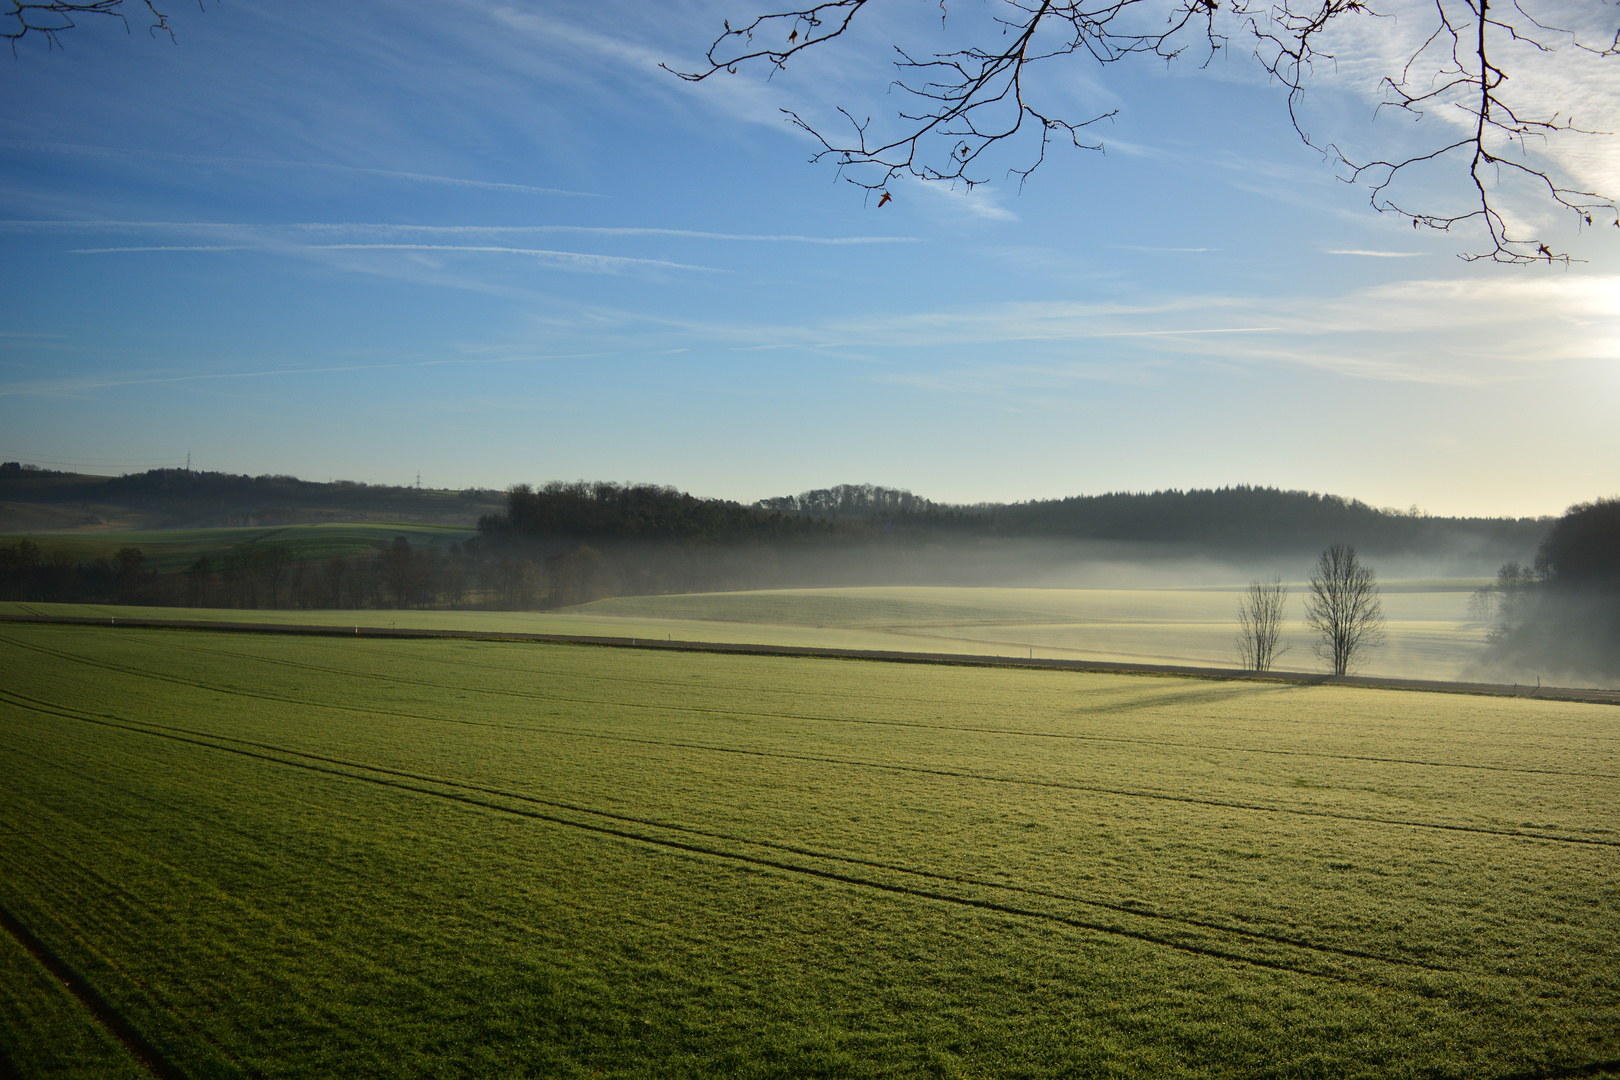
[1253,0,1620,263]
[666,0,1225,194]
[4,0,200,52]
[673,0,1619,261]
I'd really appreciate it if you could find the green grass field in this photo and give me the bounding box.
[2,581,1496,681]
[0,522,475,572]
[1,623,1616,1078]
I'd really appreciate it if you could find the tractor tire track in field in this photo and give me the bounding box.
[10,630,1615,783]
[4,636,1615,848]
[0,632,521,732]
[124,634,1620,779]
[0,740,573,1073]
[0,903,184,1080]
[507,726,1620,848]
[0,689,1463,986]
[0,686,1459,975]
[201,633,1299,729]
[265,633,1620,750]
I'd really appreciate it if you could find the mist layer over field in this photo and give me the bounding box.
[575,585,1489,680]
[2,579,1507,683]
[546,536,1535,598]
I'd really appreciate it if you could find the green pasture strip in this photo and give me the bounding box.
[0,581,1498,682]
[1,624,1617,1078]
[0,522,475,572]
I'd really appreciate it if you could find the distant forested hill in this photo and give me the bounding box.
[481,481,1549,602]
[749,482,1547,558]
[481,482,840,544]
[980,487,1546,556]
[0,464,504,530]
[0,466,1568,610]
[2,466,1549,561]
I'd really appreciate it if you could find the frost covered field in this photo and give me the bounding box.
[2,623,1616,1077]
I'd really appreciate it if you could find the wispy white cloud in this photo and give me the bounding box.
[69,245,251,254]
[901,177,1020,222]
[478,3,808,133]
[1,219,919,245]
[0,139,602,198]
[1293,2,1620,205]
[299,224,921,245]
[1325,249,1424,257]
[65,242,720,273]
[1090,327,1283,338]
[559,270,1620,386]
[308,244,721,273]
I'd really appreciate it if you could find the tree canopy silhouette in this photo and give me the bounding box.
[1536,497,1620,590]
[671,0,1619,263]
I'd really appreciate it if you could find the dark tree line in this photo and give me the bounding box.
[477,482,852,603]
[973,486,1545,554]
[475,481,1547,607]
[0,529,811,612]
[0,538,152,604]
[4,467,1547,558]
[0,464,502,529]
[755,483,959,520]
[485,481,841,544]
[1473,498,1620,683]
[756,482,1545,556]
[1,476,1569,614]
[0,535,542,611]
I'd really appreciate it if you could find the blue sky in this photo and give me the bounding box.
[1,0,1615,516]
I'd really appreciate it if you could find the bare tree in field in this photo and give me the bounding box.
[13,538,40,601]
[114,545,145,603]
[378,536,418,609]
[322,555,349,609]
[183,554,211,607]
[219,544,250,607]
[442,552,467,609]
[1305,544,1385,675]
[1235,577,1289,672]
[258,543,292,610]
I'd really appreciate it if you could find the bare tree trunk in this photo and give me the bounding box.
[323,555,348,609]
[1235,577,1289,671]
[260,544,292,610]
[1305,545,1385,676]
[185,556,211,607]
